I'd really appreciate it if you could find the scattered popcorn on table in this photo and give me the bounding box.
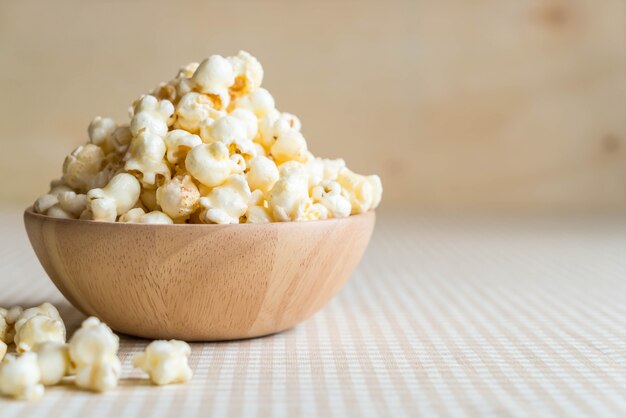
[33,342,71,386]
[133,340,193,385]
[32,51,382,224]
[13,303,66,353]
[0,306,196,400]
[69,317,121,392]
[5,307,23,344]
[0,353,45,400]
[0,308,9,344]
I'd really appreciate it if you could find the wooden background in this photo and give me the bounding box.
[0,0,624,212]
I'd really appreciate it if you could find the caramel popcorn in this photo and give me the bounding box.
[33,51,382,223]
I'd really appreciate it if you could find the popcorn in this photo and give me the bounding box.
[140,211,174,224]
[33,181,68,215]
[0,353,44,400]
[130,95,175,138]
[228,50,264,96]
[185,142,245,188]
[56,191,88,218]
[271,128,308,164]
[86,173,141,222]
[0,308,9,344]
[191,55,235,109]
[164,130,202,167]
[178,62,199,79]
[13,303,66,353]
[140,188,159,212]
[256,110,285,149]
[237,88,275,119]
[312,181,351,218]
[4,307,23,344]
[268,163,311,222]
[300,202,329,221]
[124,131,171,187]
[34,181,88,220]
[244,190,273,223]
[156,175,200,221]
[199,174,251,224]
[152,62,200,105]
[305,155,346,187]
[69,317,121,392]
[200,115,256,157]
[119,208,174,224]
[69,317,118,368]
[7,307,23,321]
[336,168,383,215]
[110,126,133,154]
[254,142,268,157]
[118,208,146,222]
[88,116,117,153]
[322,157,346,180]
[15,303,63,327]
[176,78,194,100]
[62,144,106,193]
[246,156,279,193]
[94,152,125,186]
[45,206,73,219]
[230,108,258,142]
[1,307,203,399]
[33,342,71,386]
[75,360,122,393]
[278,112,302,132]
[258,109,278,138]
[152,82,177,104]
[174,92,223,134]
[133,340,193,385]
[34,193,60,215]
[33,51,382,225]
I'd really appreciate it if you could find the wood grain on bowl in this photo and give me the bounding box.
[23,209,375,341]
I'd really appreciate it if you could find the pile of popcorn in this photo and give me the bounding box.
[0,303,192,400]
[33,51,382,224]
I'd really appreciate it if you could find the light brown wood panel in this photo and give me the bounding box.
[0,0,624,212]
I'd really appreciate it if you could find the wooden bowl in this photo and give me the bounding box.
[23,208,375,341]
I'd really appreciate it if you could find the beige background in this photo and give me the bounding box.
[0,0,624,212]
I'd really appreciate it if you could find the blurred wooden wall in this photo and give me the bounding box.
[0,0,624,212]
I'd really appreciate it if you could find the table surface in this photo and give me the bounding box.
[1,207,626,418]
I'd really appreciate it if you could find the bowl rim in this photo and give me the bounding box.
[24,206,375,228]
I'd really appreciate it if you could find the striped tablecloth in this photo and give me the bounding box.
[1,206,626,418]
